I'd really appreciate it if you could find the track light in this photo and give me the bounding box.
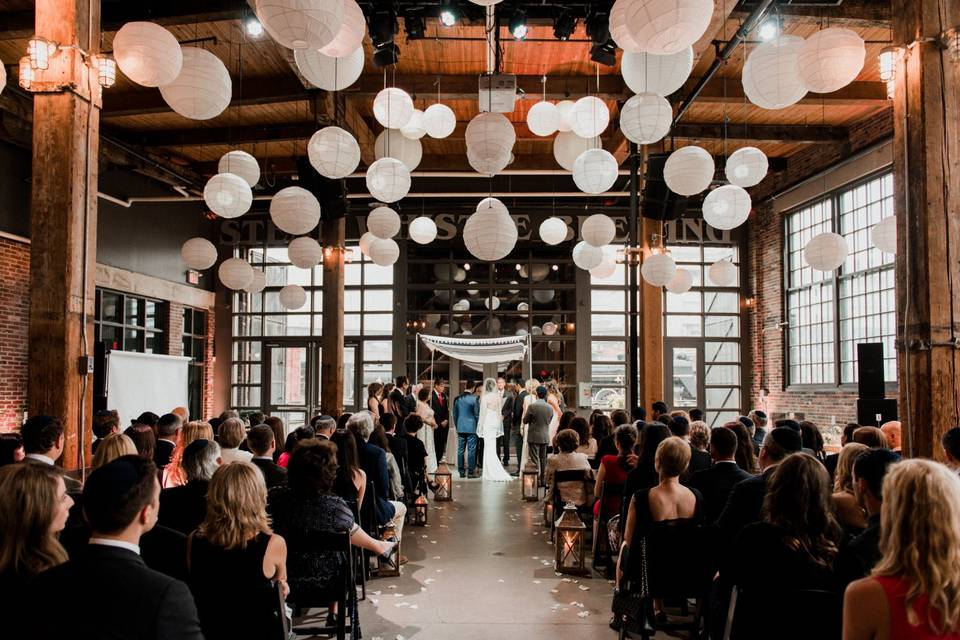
[439,0,460,28]
[553,10,576,41]
[758,17,780,42]
[370,9,398,49]
[585,11,610,45]
[510,9,528,41]
[590,41,617,67]
[372,43,400,68]
[244,17,264,37]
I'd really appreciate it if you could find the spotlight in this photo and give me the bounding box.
[553,10,576,41]
[372,43,400,68]
[590,41,617,67]
[245,17,264,37]
[510,9,528,41]
[405,12,426,41]
[370,9,398,49]
[439,0,460,28]
[463,263,471,271]
[585,11,610,44]
[758,17,779,42]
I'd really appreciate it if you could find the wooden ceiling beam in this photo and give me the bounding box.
[733,0,891,29]
[671,122,848,144]
[343,73,628,101]
[693,79,889,105]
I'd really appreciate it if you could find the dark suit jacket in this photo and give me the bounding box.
[752,428,765,456]
[158,480,209,535]
[688,461,753,525]
[251,456,287,489]
[31,544,203,640]
[824,452,839,481]
[61,524,188,582]
[522,400,554,444]
[687,447,712,476]
[717,466,776,541]
[836,514,881,588]
[430,390,450,427]
[385,432,413,497]
[154,439,176,469]
[500,391,515,425]
[357,440,395,525]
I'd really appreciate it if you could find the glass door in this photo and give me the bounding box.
[264,341,318,435]
[343,342,359,413]
[664,339,704,414]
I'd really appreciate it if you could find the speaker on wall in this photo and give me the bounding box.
[857,343,885,399]
[857,398,898,427]
[641,153,689,221]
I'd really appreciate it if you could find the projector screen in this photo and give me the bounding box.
[107,351,191,426]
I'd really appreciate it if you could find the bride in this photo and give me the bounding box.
[477,378,513,482]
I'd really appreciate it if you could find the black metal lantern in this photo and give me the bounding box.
[414,494,428,526]
[378,522,401,577]
[554,502,587,575]
[521,464,539,501]
[434,460,453,501]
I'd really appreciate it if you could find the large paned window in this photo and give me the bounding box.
[590,250,627,410]
[344,246,394,407]
[95,289,165,354]
[182,308,207,421]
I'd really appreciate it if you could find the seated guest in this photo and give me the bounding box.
[689,420,711,456]
[381,413,411,497]
[247,412,266,429]
[748,410,768,454]
[832,442,870,534]
[91,409,120,454]
[349,412,407,541]
[843,460,960,639]
[651,401,669,423]
[278,426,315,468]
[21,415,82,524]
[594,411,621,465]
[402,414,429,496]
[800,420,826,462]
[159,439,221,535]
[689,426,753,524]
[879,420,902,455]
[0,431,24,466]
[943,427,960,474]
[571,416,598,458]
[172,406,190,422]
[312,415,336,441]
[91,433,137,470]
[725,420,759,474]
[825,423,859,481]
[594,424,638,518]
[248,424,287,489]
[154,413,182,470]
[188,463,287,640]
[263,416,286,461]
[689,408,705,422]
[31,456,203,639]
[621,422,672,524]
[163,421,215,488]
[370,425,403,501]
[128,424,156,462]
[544,429,594,508]
[218,418,252,464]
[125,411,159,436]
[852,426,889,449]
[330,429,367,508]
[337,413,353,431]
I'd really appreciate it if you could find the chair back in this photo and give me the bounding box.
[726,586,842,640]
[597,481,625,522]
[551,469,593,508]
[624,519,717,600]
[359,481,377,533]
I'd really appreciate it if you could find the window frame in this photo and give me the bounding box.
[94,288,166,354]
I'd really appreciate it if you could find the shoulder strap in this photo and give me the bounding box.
[186,531,194,574]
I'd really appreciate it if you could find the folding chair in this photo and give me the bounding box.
[287,530,357,640]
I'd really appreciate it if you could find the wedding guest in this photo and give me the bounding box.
[651,401,669,423]
[594,424,638,519]
[91,433,137,470]
[748,410,768,453]
[880,420,902,455]
[522,386,554,486]
[370,425,403,501]
[366,382,384,424]
[453,382,481,479]
[689,420,711,457]
[825,423,859,480]
[669,415,710,476]
[544,429,594,508]
[431,380,451,463]
[91,409,120,454]
[382,414,412,497]
[593,412,619,465]
[620,422,672,524]
[689,426,752,524]
[943,427,960,473]
[248,424,287,489]
[337,413,353,431]
[0,431,24,467]
[128,424,157,462]
[726,420,760,474]
[558,410,577,436]
[218,418,252,465]
[172,406,190,422]
[349,412,406,541]
[852,426,889,449]
[159,439,221,535]
[279,426,316,469]
[571,416,598,457]
[403,414,429,495]
[263,416,286,461]
[154,413,183,470]
[21,415,82,519]
[497,380,514,466]
[800,421,826,462]
[312,416,336,441]
[832,442,870,534]
[380,382,397,418]
[126,411,159,435]
[330,429,366,509]
[163,421,215,488]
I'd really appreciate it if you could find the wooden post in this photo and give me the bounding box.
[638,218,664,414]
[28,0,101,470]
[320,216,345,415]
[893,0,960,459]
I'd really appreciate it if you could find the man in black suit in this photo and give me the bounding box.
[390,375,418,419]
[247,424,287,488]
[496,378,515,466]
[31,455,204,640]
[158,439,221,535]
[688,426,753,524]
[21,415,83,523]
[431,380,450,462]
[349,412,407,541]
[154,413,182,470]
[91,409,120,455]
[382,414,413,499]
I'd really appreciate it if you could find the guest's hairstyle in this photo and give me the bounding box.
[651,401,668,415]
[726,421,758,473]
[592,414,614,444]
[559,411,577,433]
[749,410,768,428]
[92,434,137,469]
[775,418,801,433]
[762,427,803,463]
[943,427,960,461]
[710,426,738,459]
[738,415,755,434]
[588,409,604,427]
[536,386,548,399]
[264,417,286,454]
[246,425,275,456]
[569,417,590,447]
[632,406,647,422]
[639,422,672,470]
[347,411,375,442]
[668,415,690,438]
[689,408,705,422]
[0,464,69,576]
[134,412,160,428]
[524,379,537,395]
[417,386,430,402]
[288,439,338,496]
[833,443,870,493]
[367,382,384,401]
[852,426,889,449]
[404,413,424,434]
[610,410,629,428]
[853,448,899,501]
[92,410,121,439]
[763,453,841,571]
[198,462,271,550]
[312,416,335,434]
[284,427,315,454]
[0,432,24,466]
[380,413,397,432]
[156,413,183,438]
[218,410,240,422]
[842,422,860,445]
[396,375,409,388]
[670,410,690,420]
[165,421,215,486]
[182,440,221,482]
[83,455,158,534]
[689,421,710,451]
[218,418,246,448]
[370,425,391,453]
[330,430,361,485]
[337,413,353,431]
[875,459,960,634]
[128,425,156,461]
[655,437,691,478]
[556,429,580,454]
[20,415,63,454]
[172,406,189,421]
[800,421,825,457]
[464,380,476,392]
[383,382,396,397]
[247,412,266,428]
[614,424,639,461]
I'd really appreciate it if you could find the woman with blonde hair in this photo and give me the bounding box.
[218,418,252,465]
[163,421,215,488]
[833,443,870,533]
[91,433,137,469]
[843,459,960,639]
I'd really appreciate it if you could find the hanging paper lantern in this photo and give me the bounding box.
[476,197,509,217]
[508,281,520,294]
[308,126,361,179]
[590,247,619,280]
[871,216,897,254]
[466,280,480,295]
[707,259,737,286]
[245,269,267,294]
[553,132,600,172]
[294,45,364,91]
[454,299,470,312]
[548,340,562,352]
[113,22,183,87]
[203,173,252,219]
[725,146,769,188]
[367,206,402,239]
[400,109,427,140]
[804,232,848,271]
[666,267,694,294]
[542,321,559,336]
[620,92,672,145]
[218,258,254,290]
[375,129,423,171]
[358,231,377,256]
[180,237,217,270]
[797,28,866,94]
[278,284,307,310]
[610,0,644,53]
[368,238,400,266]
[539,217,568,245]
[621,47,694,96]
[365,157,411,203]
[527,101,561,137]
[409,216,438,244]
[486,296,501,310]
[159,47,231,121]
[569,96,610,138]
[465,112,516,173]
[319,0,366,57]
[573,149,619,194]
[641,253,677,286]
[270,186,321,235]
[467,148,510,176]
[517,302,530,312]
[423,103,457,139]
[453,267,467,282]
[288,237,323,269]
[0,64,5,96]
[702,185,752,230]
[573,241,604,270]
[255,0,343,50]
[581,214,617,247]
[463,200,518,261]
[468,0,503,5]
[533,290,555,304]
[556,100,575,132]
[742,35,808,110]
[663,145,714,196]
[218,150,260,188]
[373,87,415,129]
[623,0,713,55]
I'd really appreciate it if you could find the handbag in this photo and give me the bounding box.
[611,538,649,620]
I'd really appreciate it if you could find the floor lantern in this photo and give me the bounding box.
[554,502,587,575]
[378,523,401,577]
[521,464,539,501]
[543,500,555,527]
[434,461,453,501]
[413,494,429,525]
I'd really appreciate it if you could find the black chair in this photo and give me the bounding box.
[549,469,595,538]
[286,530,356,640]
[593,481,625,573]
[723,586,842,640]
[356,481,383,595]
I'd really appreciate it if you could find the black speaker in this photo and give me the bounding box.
[297,156,348,218]
[642,153,689,221]
[857,343,885,399]
[856,398,898,427]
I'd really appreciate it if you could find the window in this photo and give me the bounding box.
[183,308,207,421]
[95,289,164,353]
[591,247,627,410]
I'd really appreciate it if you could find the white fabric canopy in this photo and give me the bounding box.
[418,334,529,364]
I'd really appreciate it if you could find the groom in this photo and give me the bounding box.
[453,381,480,478]
[523,385,553,486]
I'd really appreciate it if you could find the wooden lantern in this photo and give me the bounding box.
[414,494,428,526]
[521,464,539,501]
[378,523,401,577]
[554,502,587,575]
[434,460,453,502]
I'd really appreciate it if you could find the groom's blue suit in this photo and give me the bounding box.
[453,392,480,476]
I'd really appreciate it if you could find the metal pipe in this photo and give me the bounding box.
[628,142,640,412]
[346,169,635,178]
[347,191,631,199]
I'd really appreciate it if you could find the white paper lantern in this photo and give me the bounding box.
[486,296,501,310]
[218,258,254,290]
[623,0,713,55]
[467,148,511,176]
[664,145,715,196]
[556,100,575,132]
[368,238,400,266]
[319,0,366,57]
[180,237,217,270]
[270,186,321,235]
[590,247,619,280]
[0,64,5,96]
[159,47,231,121]
[804,232,848,271]
[515,328,529,336]
[573,241,604,270]
[423,103,457,139]
[610,0,644,53]
[399,109,427,140]
[468,0,503,5]
[703,185,752,230]
[539,217,568,245]
[245,269,267,294]
[553,132,600,172]
[279,284,307,310]
[476,197,509,217]
[308,126,361,179]
[294,45,364,91]
[465,112,516,168]
[742,35,808,110]
[454,299,470,312]
[453,267,467,282]
[581,214,616,247]
[641,253,677,286]
[358,232,377,256]
[871,216,897,254]
[707,259,737,286]
[255,0,342,50]
[463,201,518,261]
[573,149,619,195]
[569,96,610,138]
[286,238,321,270]
[531,326,543,337]
[375,129,422,171]
[365,158,411,203]
[466,281,479,295]
[203,173,252,219]
[218,151,260,188]
[113,22,183,87]
[541,321,558,336]
[620,92,672,145]
[527,101,561,137]
[666,267,694,294]
[373,87,415,129]
[797,28,865,94]
[409,216,438,244]
[725,147,769,188]
[367,206,401,239]
[534,290,556,304]
[621,47,694,96]
[517,302,530,312]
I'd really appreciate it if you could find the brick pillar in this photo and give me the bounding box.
[166,301,184,356]
[0,238,31,430]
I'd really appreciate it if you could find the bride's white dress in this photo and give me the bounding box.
[478,391,513,482]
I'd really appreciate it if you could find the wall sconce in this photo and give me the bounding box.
[942,27,960,63]
[28,37,56,70]
[20,34,115,93]
[18,57,34,90]
[878,46,899,82]
[92,54,116,88]
[744,297,757,309]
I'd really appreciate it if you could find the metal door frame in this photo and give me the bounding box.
[663,338,705,412]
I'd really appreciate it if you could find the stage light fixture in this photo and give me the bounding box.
[439,0,460,28]
[554,10,576,41]
[510,9,529,40]
[590,41,617,67]
[758,17,780,42]
[372,43,400,68]
[245,17,264,37]
[370,9,399,49]
[585,11,610,44]
[405,12,426,41]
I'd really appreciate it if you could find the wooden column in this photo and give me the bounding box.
[28,0,100,470]
[638,218,664,413]
[893,0,960,459]
[320,216,345,415]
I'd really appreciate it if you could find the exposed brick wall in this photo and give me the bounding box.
[162,300,216,421]
[0,237,30,431]
[165,301,185,356]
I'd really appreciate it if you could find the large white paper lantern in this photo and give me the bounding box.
[707,259,737,286]
[409,216,437,244]
[743,35,808,110]
[270,186,321,235]
[181,238,217,270]
[666,268,694,294]
[582,214,616,247]
[725,147,769,188]
[308,126,361,179]
[279,284,307,310]
[358,231,377,256]
[804,232,848,271]
[797,28,865,94]
[641,253,677,286]
[319,0,365,57]
[159,47,231,120]
[664,145,715,196]
[590,247,619,279]
[245,269,267,294]
[465,112,516,170]
[294,45,364,91]
[573,241,604,270]
[218,258,254,290]
[368,238,400,266]
[556,100,575,132]
[621,47,694,96]
[703,185,752,230]
[0,64,5,96]
[399,110,427,141]
[623,0,713,55]
[621,92,672,145]
[476,197,509,217]
[375,129,422,171]
[553,132,600,172]
[367,206,401,239]
[255,0,342,50]
[467,148,510,176]
[288,236,323,268]
[423,103,456,139]
[573,149,619,194]
[463,201,518,261]
[539,217,568,245]
[365,158,411,203]
[468,0,503,5]
[373,87,415,129]
[610,0,644,53]
[113,22,183,87]
[218,151,260,188]
[569,96,610,138]
[871,216,897,254]
[203,173,252,219]
[533,289,556,304]
[527,101,561,137]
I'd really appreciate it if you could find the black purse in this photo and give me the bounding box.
[611,538,648,619]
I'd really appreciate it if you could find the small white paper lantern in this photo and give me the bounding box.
[270,186,321,235]
[573,149,619,194]
[373,87,415,129]
[308,126,361,179]
[527,101,561,137]
[255,0,343,50]
[871,216,897,254]
[203,173,252,219]
[610,0,644,53]
[539,217,568,245]
[485,296,501,310]
[531,326,543,336]
[453,267,467,282]
[591,247,619,280]
[294,45,364,91]
[517,302,530,312]
[218,150,260,188]
[621,47,694,96]
[553,132,600,172]
[368,238,400,266]
[581,214,616,247]
[245,269,267,294]
[742,35,808,110]
[159,47,232,121]
[463,201,518,261]
[664,145,715,196]
[409,216,438,244]
[454,299,470,312]
[542,321,559,336]
[180,237,217,270]
[375,129,423,171]
[319,0,366,57]
[367,206,402,239]
[641,253,677,286]
[113,22,183,87]
[666,267,694,294]
[365,158,411,203]
[702,185,752,230]
[465,112,516,167]
[218,257,254,290]
[423,103,457,139]
[400,109,427,140]
[573,241,604,270]
[288,236,323,268]
[358,231,377,256]
[707,259,737,286]
[278,284,307,310]
[797,28,865,94]
[569,96,610,138]
[623,0,713,55]
[621,92,672,145]
[533,290,555,304]
[725,147,769,188]
[556,100,575,132]
[804,232,848,271]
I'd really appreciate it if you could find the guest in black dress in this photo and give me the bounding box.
[620,422,671,526]
[330,429,366,512]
